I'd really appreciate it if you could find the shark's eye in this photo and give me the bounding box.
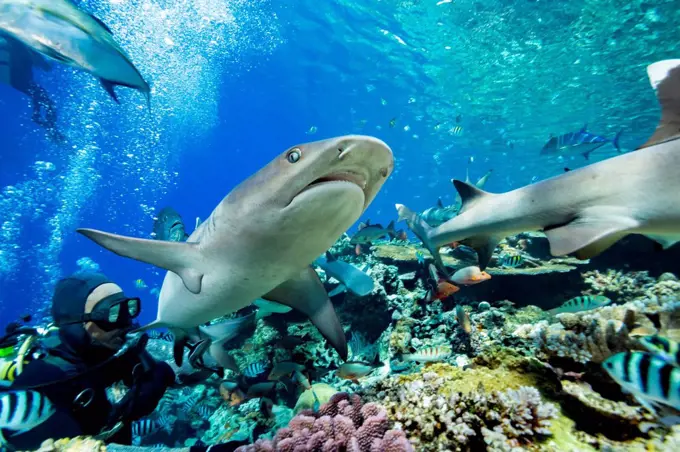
[287,149,301,163]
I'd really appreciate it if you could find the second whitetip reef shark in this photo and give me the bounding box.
[397,58,680,273]
[77,135,394,363]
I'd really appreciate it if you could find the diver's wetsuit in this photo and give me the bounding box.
[3,276,174,450]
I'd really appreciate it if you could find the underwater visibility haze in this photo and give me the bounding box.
[1,0,680,451]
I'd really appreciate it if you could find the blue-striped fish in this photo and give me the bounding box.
[540,125,622,160]
[603,352,680,424]
[196,404,213,419]
[0,390,56,435]
[639,336,680,366]
[181,394,200,414]
[243,361,268,378]
[498,254,523,268]
[132,418,158,437]
[548,295,611,315]
[156,414,172,434]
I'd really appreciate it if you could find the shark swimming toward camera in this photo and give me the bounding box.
[0,0,150,104]
[78,135,394,363]
[397,59,680,273]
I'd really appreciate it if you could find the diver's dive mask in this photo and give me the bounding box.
[60,293,141,331]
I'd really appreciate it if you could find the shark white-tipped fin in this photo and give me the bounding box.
[77,228,204,294]
[543,212,638,259]
[640,59,680,148]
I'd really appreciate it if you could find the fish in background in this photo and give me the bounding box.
[456,305,472,334]
[350,220,398,244]
[0,0,150,104]
[639,335,680,366]
[397,60,680,274]
[152,207,190,242]
[540,125,622,160]
[421,168,493,228]
[451,266,491,286]
[602,351,680,426]
[401,346,452,363]
[335,355,383,383]
[548,295,611,315]
[314,251,375,297]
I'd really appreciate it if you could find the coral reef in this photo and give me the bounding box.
[237,393,412,452]
[375,371,557,452]
[36,437,106,452]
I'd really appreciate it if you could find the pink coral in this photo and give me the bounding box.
[236,393,413,452]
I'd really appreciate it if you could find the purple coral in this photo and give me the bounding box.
[236,393,413,452]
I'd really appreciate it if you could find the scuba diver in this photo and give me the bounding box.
[1,272,174,450]
[0,32,65,144]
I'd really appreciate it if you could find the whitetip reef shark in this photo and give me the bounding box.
[397,58,680,273]
[78,135,394,362]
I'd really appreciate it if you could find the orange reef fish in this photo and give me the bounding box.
[451,266,491,286]
[435,281,459,300]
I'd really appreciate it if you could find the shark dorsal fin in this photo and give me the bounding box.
[580,124,588,133]
[88,13,113,34]
[325,251,336,262]
[640,59,680,149]
[452,180,491,216]
[437,198,444,208]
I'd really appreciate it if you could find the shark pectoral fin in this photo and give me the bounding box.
[100,79,120,103]
[544,215,636,259]
[640,59,680,148]
[77,228,205,294]
[263,267,348,360]
[328,284,346,297]
[172,328,188,366]
[646,234,680,250]
[460,235,502,271]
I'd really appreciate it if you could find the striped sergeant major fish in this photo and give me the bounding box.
[0,390,56,443]
[639,336,680,366]
[548,295,611,315]
[602,352,680,425]
[401,345,452,363]
[497,254,523,268]
[132,418,159,437]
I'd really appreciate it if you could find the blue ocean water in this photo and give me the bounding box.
[0,0,677,330]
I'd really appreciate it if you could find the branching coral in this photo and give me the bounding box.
[383,380,557,452]
[236,393,413,452]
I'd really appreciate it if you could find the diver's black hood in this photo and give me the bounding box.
[51,272,116,366]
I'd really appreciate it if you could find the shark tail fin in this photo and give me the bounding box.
[395,203,449,276]
[77,228,205,294]
[452,180,502,270]
[640,59,680,149]
[612,129,623,152]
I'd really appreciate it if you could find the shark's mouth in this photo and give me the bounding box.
[300,170,368,194]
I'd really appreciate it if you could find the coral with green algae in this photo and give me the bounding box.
[36,437,107,452]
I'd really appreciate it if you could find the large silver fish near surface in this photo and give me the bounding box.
[397,59,680,272]
[77,135,394,363]
[0,0,150,104]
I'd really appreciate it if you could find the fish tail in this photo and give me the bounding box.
[612,129,623,152]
